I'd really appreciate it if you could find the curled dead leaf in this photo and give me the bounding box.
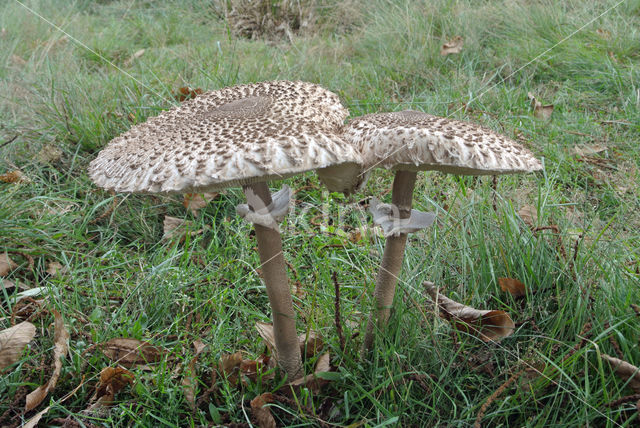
[45,261,65,277]
[424,281,515,341]
[174,87,204,102]
[602,354,640,393]
[256,322,324,360]
[250,392,276,428]
[25,311,70,411]
[183,192,219,216]
[527,92,554,120]
[162,216,203,242]
[0,321,36,371]
[571,144,606,157]
[88,366,135,411]
[182,340,207,410]
[101,338,163,367]
[288,352,331,393]
[124,48,145,67]
[441,36,463,56]
[0,170,29,184]
[518,205,537,228]
[498,277,526,298]
[0,253,18,276]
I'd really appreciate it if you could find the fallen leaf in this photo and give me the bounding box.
[348,225,384,243]
[441,36,463,56]
[25,311,70,411]
[498,277,526,298]
[88,366,135,411]
[288,352,331,393]
[36,144,63,164]
[183,192,219,215]
[124,48,145,66]
[0,253,18,276]
[162,216,203,242]
[0,321,36,371]
[527,92,554,120]
[602,354,640,393]
[174,87,204,102]
[0,170,29,183]
[182,340,207,410]
[256,322,324,359]
[424,281,515,341]
[45,261,65,277]
[571,144,606,157]
[596,28,611,39]
[101,338,163,367]
[250,392,276,428]
[218,351,243,384]
[8,287,47,304]
[518,205,537,228]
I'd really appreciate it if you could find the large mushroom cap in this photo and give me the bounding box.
[89,80,361,193]
[346,110,543,175]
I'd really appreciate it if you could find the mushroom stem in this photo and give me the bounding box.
[362,170,417,353]
[244,182,303,379]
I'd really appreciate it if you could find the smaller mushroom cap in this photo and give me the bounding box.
[89,81,361,193]
[346,110,543,175]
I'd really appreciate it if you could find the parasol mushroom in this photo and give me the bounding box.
[89,80,361,378]
[343,110,543,352]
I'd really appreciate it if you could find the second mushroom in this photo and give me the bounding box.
[343,110,543,352]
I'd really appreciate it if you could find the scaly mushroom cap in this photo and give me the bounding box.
[346,110,543,175]
[89,81,361,193]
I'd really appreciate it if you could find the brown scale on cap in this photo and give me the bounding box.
[89,81,360,194]
[346,110,543,175]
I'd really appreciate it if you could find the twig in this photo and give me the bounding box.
[474,366,526,428]
[332,271,345,353]
[606,393,640,408]
[0,134,18,149]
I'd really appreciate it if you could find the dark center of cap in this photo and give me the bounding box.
[206,96,273,119]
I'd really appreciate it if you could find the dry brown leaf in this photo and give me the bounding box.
[0,253,18,276]
[45,261,65,277]
[174,87,204,102]
[256,322,324,359]
[441,36,463,56]
[183,192,219,215]
[36,144,63,164]
[0,170,29,183]
[527,92,554,120]
[87,366,135,411]
[348,225,383,244]
[218,351,243,385]
[518,205,537,228]
[289,352,331,393]
[0,321,36,371]
[182,340,207,410]
[25,311,70,411]
[162,216,203,242]
[425,281,515,341]
[250,392,276,428]
[602,354,640,393]
[571,144,606,157]
[124,48,145,66]
[101,338,163,367]
[596,28,611,39]
[498,277,526,298]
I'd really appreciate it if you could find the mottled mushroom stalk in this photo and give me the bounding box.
[362,170,435,352]
[344,110,544,354]
[240,182,302,378]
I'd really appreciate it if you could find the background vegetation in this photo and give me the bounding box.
[1,0,639,426]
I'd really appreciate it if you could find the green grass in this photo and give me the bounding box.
[1,0,639,426]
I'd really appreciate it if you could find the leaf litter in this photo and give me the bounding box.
[424,281,515,341]
[25,311,70,411]
[0,321,36,371]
